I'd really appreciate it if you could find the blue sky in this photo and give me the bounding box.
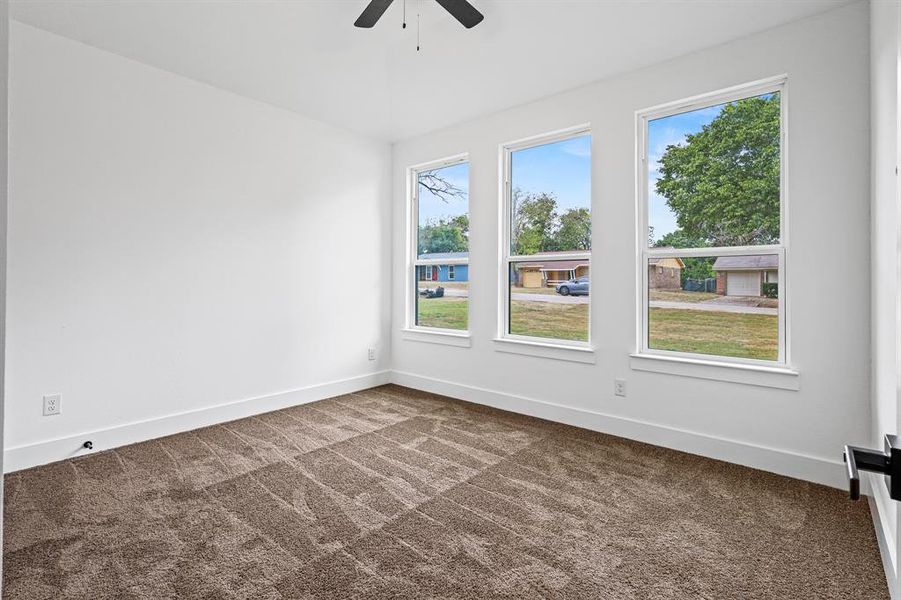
[417,134,592,226]
[418,162,469,224]
[510,134,591,213]
[648,92,777,243]
[647,103,724,242]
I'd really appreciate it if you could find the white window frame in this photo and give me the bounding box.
[405,154,470,339]
[497,125,593,354]
[448,265,455,280]
[636,76,790,368]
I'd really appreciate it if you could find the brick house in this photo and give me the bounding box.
[648,257,684,290]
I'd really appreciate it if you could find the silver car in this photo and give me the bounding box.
[556,276,589,296]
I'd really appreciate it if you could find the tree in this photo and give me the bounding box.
[449,214,469,238]
[512,190,559,255]
[655,94,780,246]
[653,230,708,250]
[418,169,466,203]
[418,217,468,254]
[556,208,591,251]
[416,168,469,255]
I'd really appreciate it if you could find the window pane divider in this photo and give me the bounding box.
[507,252,590,263]
[414,258,469,266]
[645,245,782,258]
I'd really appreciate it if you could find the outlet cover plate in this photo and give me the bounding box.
[43,394,61,416]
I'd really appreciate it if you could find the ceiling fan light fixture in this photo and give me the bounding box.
[354,0,483,29]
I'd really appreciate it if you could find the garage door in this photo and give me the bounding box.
[522,270,543,288]
[726,271,760,296]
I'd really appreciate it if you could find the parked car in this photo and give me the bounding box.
[556,277,589,296]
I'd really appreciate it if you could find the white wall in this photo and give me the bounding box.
[0,0,9,583]
[5,22,392,470]
[392,2,871,488]
[870,0,901,595]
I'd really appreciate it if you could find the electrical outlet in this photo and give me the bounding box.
[614,379,627,398]
[43,394,61,416]
[368,348,376,361]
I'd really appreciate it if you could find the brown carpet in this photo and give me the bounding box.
[2,384,888,599]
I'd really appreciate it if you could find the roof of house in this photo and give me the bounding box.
[540,260,589,272]
[712,255,778,271]
[519,260,590,271]
[648,257,686,268]
[418,251,469,261]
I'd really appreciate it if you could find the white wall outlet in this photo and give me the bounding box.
[43,394,61,416]
[368,347,376,361]
[614,379,627,398]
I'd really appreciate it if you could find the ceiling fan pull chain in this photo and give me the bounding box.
[417,0,420,51]
[402,0,406,29]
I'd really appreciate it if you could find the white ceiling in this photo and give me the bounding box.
[11,0,852,142]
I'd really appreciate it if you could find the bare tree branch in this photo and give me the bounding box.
[418,170,466,203]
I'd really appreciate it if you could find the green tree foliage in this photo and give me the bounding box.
[656,94,780,246]
[653,230,707,250]
[556,208,592,252]
[418,215,468,254]
[512,189,591,255]
[448,214,469,238]
[512,191,558,254]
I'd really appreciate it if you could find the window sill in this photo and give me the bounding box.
[401,328,472,348]
[629,353,799,390]
[493,337,596,364]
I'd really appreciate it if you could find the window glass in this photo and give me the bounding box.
[418,163,469,259]
[415,266,469,330]
[646,255,779,361]
[510,135,591,256]
[642,85,784,364]
[413,160,469,331]
[509,260,589,342]
[647,93,780,249]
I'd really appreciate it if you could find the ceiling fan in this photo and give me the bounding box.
[354,0,484,29]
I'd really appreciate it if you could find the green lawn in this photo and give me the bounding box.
[418,299,777,359]
[509,301,588,341]
[649,307,777,360]
[417,297,469,330]
[418,297,589,341]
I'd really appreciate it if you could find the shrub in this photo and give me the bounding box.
[762,282,778,298]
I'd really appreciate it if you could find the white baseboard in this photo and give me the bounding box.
[6,368,848,490]
[390,370,847,489]
[4,370,391,473]
[870,478,899,599]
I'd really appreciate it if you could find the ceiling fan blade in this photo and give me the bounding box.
[354,0,395,28]
[435,0,484,28]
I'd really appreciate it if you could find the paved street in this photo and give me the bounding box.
[421,285,775,314]
[423,287,589,304]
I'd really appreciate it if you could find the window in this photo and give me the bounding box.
[409,156,469,332]
[501,128,591,345]
[639,78,786,365]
